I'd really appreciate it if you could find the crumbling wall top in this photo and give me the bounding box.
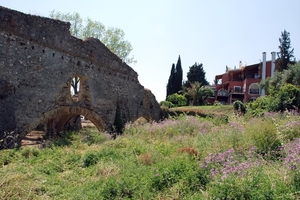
[0,6,137,78]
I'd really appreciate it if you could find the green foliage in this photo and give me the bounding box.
[272,84,300,112]
[151,157,209,193]
[245,119,281,157]
[181,82,214,106]
[174,56,183,95]
[20,147,39,158]
[247,96,271,116]
[292,171,300,191]
[166,56,183,98]
[233,100,246,115]
[275,29,296,72]
[186,62,209,85]
[80,129,108,145]
[159,100,174,108]
[49,11,136,64]
[83,152,100,167]
[250,83,300,116]
[166,93,187,107]
[207,168,291,199]
[2,110,300,199]
[261,62,300,95]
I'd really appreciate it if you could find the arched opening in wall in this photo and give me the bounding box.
[249,83,260,95]
[21,106,106,147]
[70,76,81,102]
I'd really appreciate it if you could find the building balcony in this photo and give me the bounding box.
[230,88,244,94]
[249,89,260,94]
[217,90,229,96]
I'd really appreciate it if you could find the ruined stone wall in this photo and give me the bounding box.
[0,6,161,148]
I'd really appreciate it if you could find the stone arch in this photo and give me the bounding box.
[22,106,106,139]
[249,83,260,95]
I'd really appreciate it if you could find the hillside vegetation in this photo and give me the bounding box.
[1,106,300,199]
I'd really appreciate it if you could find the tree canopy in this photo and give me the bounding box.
[275,30,295,71]
[186,63,209,86]
[49,11,136,64]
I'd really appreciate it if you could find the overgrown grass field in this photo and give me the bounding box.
[1,106,300,199]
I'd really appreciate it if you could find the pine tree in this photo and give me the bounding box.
[187,62,209,85]
[276,30,296,72]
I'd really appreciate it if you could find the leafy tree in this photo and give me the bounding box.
[271,84,300,112]
[187,63,209,85]
[166,56,183,99]
[49,11,136,64]
[275,30,296,72]
[261,61,300,94]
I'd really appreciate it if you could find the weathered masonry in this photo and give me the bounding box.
[0,6,161,148]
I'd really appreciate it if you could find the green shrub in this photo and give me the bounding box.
[272,84,300,112]
[211,114,228,126]
[150,157,206,193]
[166,93,187,107]
[83,152,100,167]
[233,100,246,115]
[245,119,281,158]
[207,168,290,199]
[101,176,140,199]
[80,130,109,145]
[292,171,300,192]
[20,147,39,159]
[247,96,271,116]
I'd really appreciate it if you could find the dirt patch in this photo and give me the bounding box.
[21,120,95,147]
[21,131,46,147]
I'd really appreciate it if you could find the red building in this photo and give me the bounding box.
[211,52,276,104]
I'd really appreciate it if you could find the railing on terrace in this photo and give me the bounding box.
[217,90,229,96]
[230,88,244,94]
[249,89,260,94]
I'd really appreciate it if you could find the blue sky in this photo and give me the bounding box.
[1,0,300,102]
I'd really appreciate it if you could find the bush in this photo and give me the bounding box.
[83,152,100,167]
[207,168,291,199]
[233,100,246,115]
[245,119,281,158]
[166,93,187,107]
[272,84,300,112]
[247,96,271,116]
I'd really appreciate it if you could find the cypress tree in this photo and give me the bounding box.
[166,56,183,99]
[174,56,183,93]
[166,64,176,98]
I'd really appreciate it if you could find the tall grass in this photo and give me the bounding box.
[1,110,300,199]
